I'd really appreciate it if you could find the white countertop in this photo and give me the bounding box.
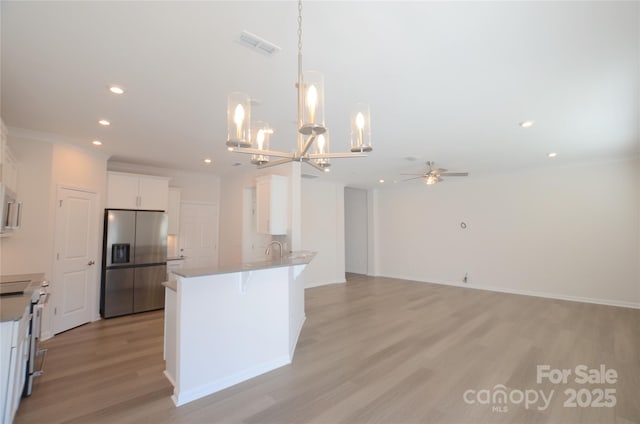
[0,273,46,322]
[173,251,316,278]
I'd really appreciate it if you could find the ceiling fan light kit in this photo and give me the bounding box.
[401,161,469,185]
[225,0,372,171]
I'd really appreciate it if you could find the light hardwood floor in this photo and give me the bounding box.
[15,275,640,423]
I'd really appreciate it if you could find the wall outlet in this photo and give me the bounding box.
[463,272,469,283]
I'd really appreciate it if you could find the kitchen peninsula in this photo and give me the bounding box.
[163,252,315,406]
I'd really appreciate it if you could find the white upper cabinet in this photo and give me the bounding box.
[107,172,169,211]
[0,122,18,194]
[167,188,181,235]
[256,175,288,235]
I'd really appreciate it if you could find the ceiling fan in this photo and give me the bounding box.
[401,161,469,185]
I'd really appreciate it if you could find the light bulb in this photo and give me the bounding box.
[233,104,245,140]
[356,112,365,129]
[317,134,326,153]
[257,129,265,150]
[307,84,317,123]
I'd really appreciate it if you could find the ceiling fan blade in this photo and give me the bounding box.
[430,168,448,174]
[439,172,469,177]
[401,176,425,182]
[400,173,426,176]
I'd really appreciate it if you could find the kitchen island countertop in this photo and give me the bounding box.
[172,251,315,278]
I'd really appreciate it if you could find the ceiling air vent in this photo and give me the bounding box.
[238,31,281,56]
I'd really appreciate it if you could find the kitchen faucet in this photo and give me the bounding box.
[265,241,283,258]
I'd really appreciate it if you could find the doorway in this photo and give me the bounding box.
[53,187,99,334]
[344,187,368,275]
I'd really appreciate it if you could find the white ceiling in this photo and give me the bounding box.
[2,1,638,187]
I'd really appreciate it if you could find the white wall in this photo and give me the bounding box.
[0,133,108,338]
[0,137,54,276]
[344,187,368,274]
[301,179,346,288]
[375,158,640,307]
[218,163,300,267]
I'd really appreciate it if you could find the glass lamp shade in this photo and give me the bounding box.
[350,103,372,152]
[250,121,271,165]
[425,175,438,185]
[226,92,251,148]
[300,71,326,135]
[313,131,331,169]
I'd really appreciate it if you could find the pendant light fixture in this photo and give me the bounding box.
[225,0,372,171]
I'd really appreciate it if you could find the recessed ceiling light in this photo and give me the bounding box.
[379,179,385,183]
[324,168,331,173]
[204,158,212,164]
[98,119,110,126]
[519,120,534,128]
[92,140,102,146]
[109,86,125,95]
[547,152,558,158]
[227,147,234,152]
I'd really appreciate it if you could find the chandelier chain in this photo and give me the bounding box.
[297,0,302,55]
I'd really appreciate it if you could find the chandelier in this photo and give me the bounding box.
[225,0,372,172]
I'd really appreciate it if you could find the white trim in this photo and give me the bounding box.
[305,280,346,289]
[376,273,640,310]
[172,355,291,407]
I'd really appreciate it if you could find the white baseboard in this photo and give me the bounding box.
[376,273,640,310]
[172,355,291,407]
[305,280,346,289]
[40,331,54,341]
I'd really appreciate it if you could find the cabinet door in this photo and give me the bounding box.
[139,177,169,211]
[1,149,18,194]
[256,178,270,234]
[107,173,139,209]
[167,188,181,234]
[268,176,288,234]
[256,175,288,235]
[11,308,30,417]
[0,321,16,424]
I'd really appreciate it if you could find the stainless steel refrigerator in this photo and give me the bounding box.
[100,209,168,318]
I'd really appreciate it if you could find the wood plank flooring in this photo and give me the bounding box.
[15,275,640,423]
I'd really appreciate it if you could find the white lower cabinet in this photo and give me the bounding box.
[163,287,177,385]
[0,304,30,424]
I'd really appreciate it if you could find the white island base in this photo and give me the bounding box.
[163,254,313,406]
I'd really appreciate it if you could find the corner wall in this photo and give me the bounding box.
[301,179,346,288]
[375,158,640,307]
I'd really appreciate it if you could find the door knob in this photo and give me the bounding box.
[88,260,95,266]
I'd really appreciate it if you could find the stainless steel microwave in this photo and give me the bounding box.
[0,184,21,233]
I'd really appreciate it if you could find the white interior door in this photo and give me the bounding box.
[179,202,218,268]
[53,187,98,334]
